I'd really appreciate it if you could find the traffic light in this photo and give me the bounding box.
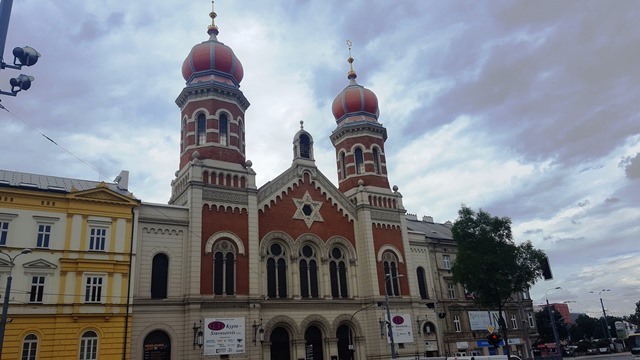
[487,333,502,347]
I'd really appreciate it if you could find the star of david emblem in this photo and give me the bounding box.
[292,191,324,228]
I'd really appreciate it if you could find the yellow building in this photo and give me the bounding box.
[0,170,139,359]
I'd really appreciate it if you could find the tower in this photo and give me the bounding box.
[172,4,252,205]
[330,41,390,195]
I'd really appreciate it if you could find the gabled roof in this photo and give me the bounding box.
[406,217,453,241]
[0,170,135,198]
[23,259,58,270]
[257,163,356,222]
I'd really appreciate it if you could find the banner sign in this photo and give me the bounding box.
[385,314,414,343]
[203,317,246,355]
[468,311,506,331]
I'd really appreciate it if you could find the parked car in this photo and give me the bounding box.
[598,347,611,354]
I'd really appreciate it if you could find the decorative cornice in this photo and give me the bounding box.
[258,164,356,224]
[203,188,248,204]
[175,82,250,111]
[370,209,401,223]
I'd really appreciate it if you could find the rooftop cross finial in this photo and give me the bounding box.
[208,0,219,36]
[345,39,357,80]
[300,120,304,129]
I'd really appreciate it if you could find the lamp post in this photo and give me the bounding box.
[348,302,377,359]
[384,273,404,359]
[0,248,32,358]
[545,287,562,356]
[590,289,612,347]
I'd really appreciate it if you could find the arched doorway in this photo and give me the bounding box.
[270,327,291,360]
[305,326,324,360]
[143,330,171,360]
[336,324,353,360]
[422,321,439,357]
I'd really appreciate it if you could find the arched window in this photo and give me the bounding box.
[336,325,353,360]
[299,134,311,159]
[423,322,435,334]
[299,244,318,298]
[196,113,206,145]
[21,333,38,360]
[151,253,168,299]
[219,113,228,146]
[305,326,324,360]
[266,242,287,299]
[382,252,401,296]
[417,267,428,299]
[239,120,245,153]
[340,152,347,180]
[181,118,186,152]
[143,330,171,360]
[270,327,291,360]
[373,147,381,174]
[354,148,365,174]
[79,331,98,360]
[329,246,348,298]
[213,240,236,295]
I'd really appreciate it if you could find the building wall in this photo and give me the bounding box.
[0,183,138,359]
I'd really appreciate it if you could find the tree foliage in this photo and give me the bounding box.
[535,309,568,343]
[451,206,548,356]
[451,206,547,309]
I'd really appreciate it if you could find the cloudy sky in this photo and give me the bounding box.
[1,1,638,318]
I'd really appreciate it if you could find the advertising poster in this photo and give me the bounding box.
[386,314,414,343]
[468,311,506,331]
[203,317,246,355]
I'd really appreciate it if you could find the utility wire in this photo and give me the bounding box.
[0,102,111,181]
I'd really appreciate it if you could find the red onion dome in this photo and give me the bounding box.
[332,61,379,123]
[181,20,244,87]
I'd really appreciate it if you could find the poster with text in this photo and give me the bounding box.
[203,317,246,355]
[468,311,506,331]
[385,314,414,343]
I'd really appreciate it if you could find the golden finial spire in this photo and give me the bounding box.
[208,1,219,36]
[346,39,357,80]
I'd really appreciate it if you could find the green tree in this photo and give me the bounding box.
[535,309,568,343]
[574,314,599,340]
[628,300,640,324]
[451,206,548,355]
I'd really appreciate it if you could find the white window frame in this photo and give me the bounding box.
[21,333,38,360]
[79,331,98,360]
[443,254,451,269]
[36,224,51,249]
[447,283,456,299]
[527,312,535,328]
[33,216,59,249]
[29,275,46,303]
[87,219,110,252]
[88,227,107,251]
[453,315,462,332]
[511,314,518,329]
[84,275,105,303]
[0,213,17,246]
[0,220,8,246]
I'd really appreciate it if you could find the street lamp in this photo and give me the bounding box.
[590,289,612,347]
[348,302,378,358]
[545,287,562,356]
[0,248,32,357]
[384,273,404,359]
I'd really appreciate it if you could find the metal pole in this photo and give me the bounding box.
[0,275,12,358]
[0,0,14,63]
[385,274,397,359]
[546,298,561,355]
[599,297,612,345]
